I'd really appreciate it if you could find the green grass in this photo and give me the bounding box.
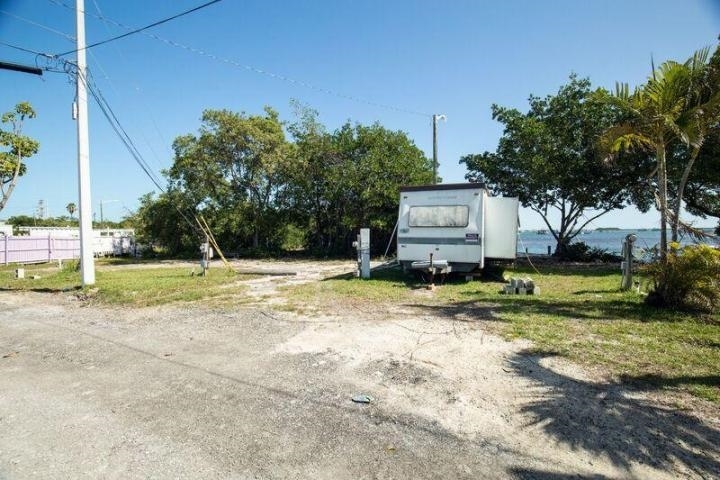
[283,263,720,403]
[2,259,717,403]
[0,261,251,307]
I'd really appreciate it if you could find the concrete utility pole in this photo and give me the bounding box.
[76,0,95,285]
[432,114,446,184]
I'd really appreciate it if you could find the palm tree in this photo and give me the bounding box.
[66,202,77,219]
[604,48,715,262]
[671,46,720,242]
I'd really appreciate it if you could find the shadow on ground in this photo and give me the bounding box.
[508,352,720,478]
[510,468,614,480]
[411,292,695,324]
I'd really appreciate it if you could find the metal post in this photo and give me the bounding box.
[432,115,437,184]
[360,228,370,279]
[620,233,637,290]
[432,114,446,185]
[76,0,95,285]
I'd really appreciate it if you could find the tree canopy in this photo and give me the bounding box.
[135,105,433,256]
[604,44,720,260]
[461,75,650,255]
[0,102,39,214]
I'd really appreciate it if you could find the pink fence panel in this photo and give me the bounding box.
[1,236,81,265]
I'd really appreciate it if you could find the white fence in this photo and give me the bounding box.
[1,232,136,265]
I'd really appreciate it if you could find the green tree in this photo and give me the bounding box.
[168,107,293,251]
[133,191,200,255]
[0,102,39,214]
[604,47,718,261]
[288,106,433,255]
[669,45,720,242]
[462,76,650,256]
[681,126,720,225]
[66,202,77,219]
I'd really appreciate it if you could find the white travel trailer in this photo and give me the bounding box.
[397,183,519,274]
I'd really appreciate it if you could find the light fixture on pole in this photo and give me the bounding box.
[432,114,446,185]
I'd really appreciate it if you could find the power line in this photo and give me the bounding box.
[47,0,431,118]
[0,4,172,172]
[0,40,48,56]
[89,0,172,169]
[76,67,203,237]
[55,0,223,57]
[0,9,75,41]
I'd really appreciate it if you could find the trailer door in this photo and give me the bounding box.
[484,196,519,259]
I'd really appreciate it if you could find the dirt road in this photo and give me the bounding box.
[1,260,718,479]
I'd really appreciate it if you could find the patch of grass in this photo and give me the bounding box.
[280,268,419,313]
[0,263,252,307]
[284,263,720,403]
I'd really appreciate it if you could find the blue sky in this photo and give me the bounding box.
[0,0,718,229]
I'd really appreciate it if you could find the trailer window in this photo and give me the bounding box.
[408,205,469,227]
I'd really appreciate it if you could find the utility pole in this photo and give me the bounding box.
[76,0,95,285]
[432,114,446,184]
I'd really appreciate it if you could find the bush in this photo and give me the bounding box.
[644,243,720,312]
[560,241,620,263]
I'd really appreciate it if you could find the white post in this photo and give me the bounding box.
[360,228,370,279]
[76,0,95,285]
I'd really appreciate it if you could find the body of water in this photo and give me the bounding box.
[517,228,718,256]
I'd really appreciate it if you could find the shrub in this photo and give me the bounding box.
[560,241,620,263]
[644,243,720,312]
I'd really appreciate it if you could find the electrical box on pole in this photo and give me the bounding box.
[353,228,371,279]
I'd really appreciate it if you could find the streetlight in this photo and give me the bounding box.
[432,114,446,184]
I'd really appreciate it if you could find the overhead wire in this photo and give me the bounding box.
[0,40,49,56]
[55,0,223,57]
[88,0,171,169]
[0,6,187,213]
[0,4,173,172]
[71,65,204,237]
[0,9,75,42]
[46,0,432,118]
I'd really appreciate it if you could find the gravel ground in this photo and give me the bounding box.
[0,260,718,479]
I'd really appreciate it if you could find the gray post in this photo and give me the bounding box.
[620,234,637,290]
[432,114,446,185]
[360,228,370,279]
[432,114,437,184]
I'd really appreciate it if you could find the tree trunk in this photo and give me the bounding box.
[671,149,699,242]
[657,141,668,263]
[0,152,23,213]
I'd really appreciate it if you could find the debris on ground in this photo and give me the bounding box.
[351,394,374,404]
